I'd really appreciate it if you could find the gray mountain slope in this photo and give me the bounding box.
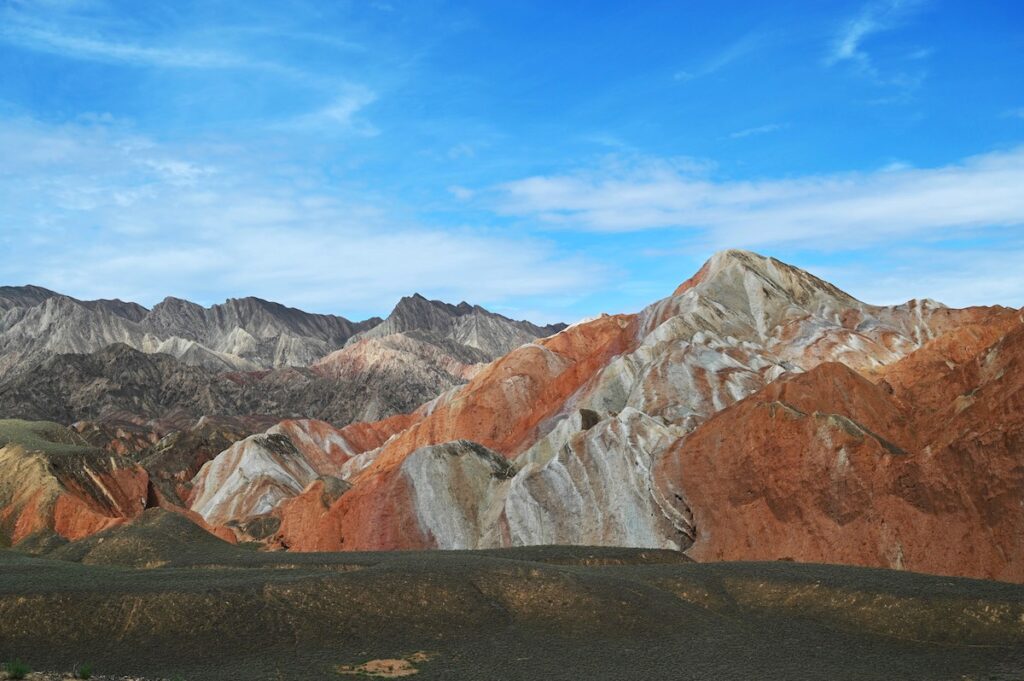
[348,293,566,359]
[0,288,382,378]
[0,287,565,426]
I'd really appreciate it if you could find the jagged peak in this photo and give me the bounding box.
[153,295,204,310]
[389,293,553,327]
[218,296,289,312]
[391,293,474,319]
[148,295,369,332]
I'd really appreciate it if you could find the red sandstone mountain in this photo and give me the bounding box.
[4,251,1021,583]
[184,250,1022,581]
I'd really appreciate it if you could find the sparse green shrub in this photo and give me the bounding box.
[75,662,93,679]
[4,660,31,680]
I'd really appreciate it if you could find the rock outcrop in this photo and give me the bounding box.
[190,429,336,527]
[0,284,63,312]
[0,420,149,544]
[188,418,400,535]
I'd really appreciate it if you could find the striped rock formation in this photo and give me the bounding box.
[182,250,1023,581]
[0,420,149,543]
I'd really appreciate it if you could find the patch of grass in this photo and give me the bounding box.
[75,661,93,679]
[3,660,31,679]
[0,419,95,456]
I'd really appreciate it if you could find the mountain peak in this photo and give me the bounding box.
[154,295,203,310]
[392,293,471,320]
[673,249,859,307]
[0,284,62,312]
[343,293,563,359]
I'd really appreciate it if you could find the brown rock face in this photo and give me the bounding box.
[657,312,1024,581]
[272,477,350,551]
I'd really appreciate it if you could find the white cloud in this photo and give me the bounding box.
[284,87,379,135]
[448,185,474,200]
[0,117,602,319]
[0,4,316,81]
[494,148,1024,249]
[826,0,928,87]
[0,19,250,69]
[728,123,785,139]
[673,31,768,82]
[143,159,215,185]
[810,245,1024,309]
[829,10,879,66]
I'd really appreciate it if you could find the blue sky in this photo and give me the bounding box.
[1,0,1022,323]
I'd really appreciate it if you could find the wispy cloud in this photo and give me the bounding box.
[279,86,379,136]
[829,6,884,67]
[673,31,768,82]
[0,4,323,80]
[448,185,474,200]
[826,0,929,87]
[494,148,1024,249]
[0,4,385,138]
[812,244,1024,308]
[728,123,785,139]
[0,116,600,320]
[0,16,250,69]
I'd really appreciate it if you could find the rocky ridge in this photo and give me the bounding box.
[0,291,381,377]
[0,292,562,426]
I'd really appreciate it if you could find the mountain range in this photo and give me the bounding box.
[0,288,564,426]
[1,250,1021,584]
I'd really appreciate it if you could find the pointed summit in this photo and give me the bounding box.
[674,249,858,307]
[650,249,867,340]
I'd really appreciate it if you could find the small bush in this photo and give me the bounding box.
[75,662,93,679]
[4,660,31,680]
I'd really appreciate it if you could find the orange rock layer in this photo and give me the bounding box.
[658,313,1024,581]
[275,314,638,551]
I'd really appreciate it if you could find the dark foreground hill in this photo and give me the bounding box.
[1,510,1022,681]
